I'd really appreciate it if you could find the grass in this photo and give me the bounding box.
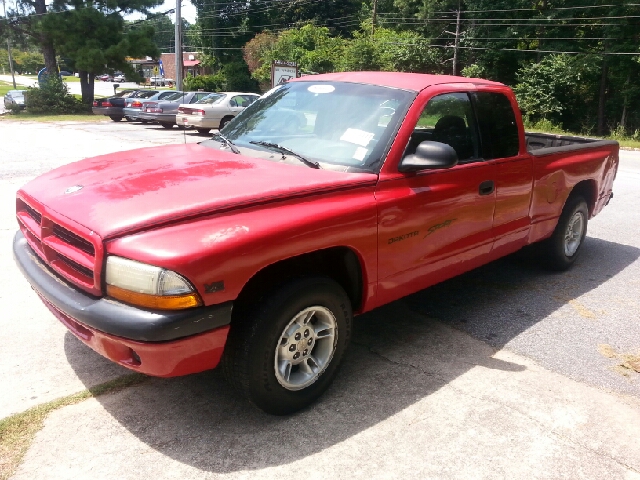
[524,119,640,150]
[0,373,148,480]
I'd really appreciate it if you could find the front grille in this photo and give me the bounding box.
[24,203,42,224]
[53,224,95,256]
[16,198,100,295]
[58,255,94,278]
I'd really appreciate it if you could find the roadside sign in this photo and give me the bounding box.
[271,60,298,88]
[153,66,159,75]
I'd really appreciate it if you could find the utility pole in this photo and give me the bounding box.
[2,0,17,89]
[371,0,377,36]
[452,2,461,76]
[175,0,183,91]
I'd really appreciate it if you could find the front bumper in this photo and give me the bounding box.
[13,231,232,376]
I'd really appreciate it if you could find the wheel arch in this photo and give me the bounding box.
[232,246,365,323]
[569,179,597,217]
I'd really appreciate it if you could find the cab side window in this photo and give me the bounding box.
[405,93,479,163]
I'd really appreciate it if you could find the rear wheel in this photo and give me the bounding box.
[125,116,134,122]
[542,195,588,270]
[222,277,352,415]
[160,123,173,129]
[219,116,234,130]
[109,115,123,122]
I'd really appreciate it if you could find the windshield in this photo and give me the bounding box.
[219,81,415,172]
[197,93,225,105]
[162,91,187,101]
[137,90,160,99]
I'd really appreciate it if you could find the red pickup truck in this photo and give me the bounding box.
[14,72,618,414]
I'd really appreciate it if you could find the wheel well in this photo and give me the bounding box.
[569,180,597,216]
[232,247,364,321]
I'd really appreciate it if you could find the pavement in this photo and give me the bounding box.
[1,120,639,479]
[0,74,154,98]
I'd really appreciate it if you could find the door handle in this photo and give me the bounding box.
[479,180,495,196]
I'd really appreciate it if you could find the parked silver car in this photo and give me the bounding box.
[123,91,184,121]
[137,91,212,128]
[176,92,260,134]
[4,90,27,109]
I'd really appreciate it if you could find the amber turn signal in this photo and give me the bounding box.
[107,285,203,310]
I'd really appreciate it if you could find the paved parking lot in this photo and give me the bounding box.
[1,120,639,479]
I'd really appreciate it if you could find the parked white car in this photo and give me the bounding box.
[148,76,175,87]
[175,92,260,134]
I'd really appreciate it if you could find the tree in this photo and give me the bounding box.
[2,0,160,105]
[42,2,160,105]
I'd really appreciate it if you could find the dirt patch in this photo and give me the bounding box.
[598,344,640,377]
[0,373,147,480]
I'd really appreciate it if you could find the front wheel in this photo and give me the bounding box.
[542,195,588,270]
[222,277,352,415]
[197,128,210,135]
[160,123,173,129]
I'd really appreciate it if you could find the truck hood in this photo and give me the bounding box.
[19,144,377,239]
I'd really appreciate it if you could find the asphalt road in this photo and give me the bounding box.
[1,120,639,479]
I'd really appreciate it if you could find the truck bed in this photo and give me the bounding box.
[526,132,618,156]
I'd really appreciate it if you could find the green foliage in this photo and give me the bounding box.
[222,62,260,92]
[184,73,225,92]
[249,25,345,84]
[461,64,485,78]
[25,76,87,114]
[184,63,261,93]
[0,51,45,74]
[514,55,599,131]
[44,8,158,81]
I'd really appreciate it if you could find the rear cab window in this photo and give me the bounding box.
[471,92,520,159]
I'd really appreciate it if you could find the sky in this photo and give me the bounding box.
[127,0,197,25]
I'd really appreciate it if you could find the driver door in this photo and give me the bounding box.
[375,91,497,306]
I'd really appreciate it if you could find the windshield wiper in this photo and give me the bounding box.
[249,141,321,169]
[212,133,240,154]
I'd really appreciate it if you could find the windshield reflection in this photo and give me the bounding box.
[214,82,415,172]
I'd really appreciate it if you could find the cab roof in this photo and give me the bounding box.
[292,71,504,92]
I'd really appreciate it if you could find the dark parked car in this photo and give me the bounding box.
[137,91,212,128]
[92,90,159,122]
[123,91,185,122]
[59,71,73,76]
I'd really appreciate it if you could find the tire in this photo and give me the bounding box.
[219,116,233,130]
[222,277,352,415]
[542,195,589,271]
[197,128,210,135]
[160,123,173,129]
[125,116,134,122]
[109,115,123,122]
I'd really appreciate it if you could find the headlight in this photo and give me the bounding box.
[105,256,202,310]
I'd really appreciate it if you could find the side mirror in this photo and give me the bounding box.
[398,141,459,173]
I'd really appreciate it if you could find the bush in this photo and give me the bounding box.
[183,73,225,92]
[222,62,260,93]
[25,76,88,114]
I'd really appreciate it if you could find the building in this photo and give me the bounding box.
[160,52,211,81]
